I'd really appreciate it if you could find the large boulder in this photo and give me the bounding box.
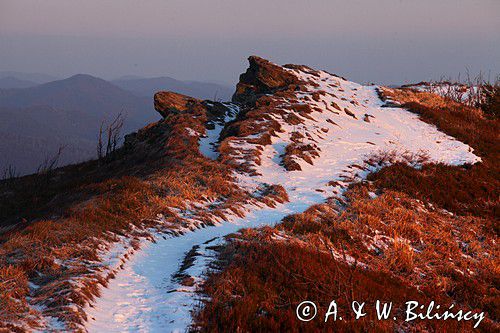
[154,91,204,118]
[232,56,299,105]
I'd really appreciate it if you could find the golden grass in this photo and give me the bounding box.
[195,185,498,331]
[0,100,269,330]
[194,86,499,332]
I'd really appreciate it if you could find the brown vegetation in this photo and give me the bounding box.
[0,89,284,330]
[194,85,499,332]
[218,57,309,175]
[402,73,499,118]
[0,120,248,330]
[282,142,320,171]
[377,87,499,218]
[195,185,498,332]
[218,57,326,176]
[1,56,497,331]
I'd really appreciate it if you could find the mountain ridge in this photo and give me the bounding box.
[112,76,232,100]
[0,71,59,84]
[0,76,38,89]
[0,56,496,332]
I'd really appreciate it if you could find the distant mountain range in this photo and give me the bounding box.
[0,72,233,175]
[0,71,60,84]
[112,77,233,101]
[0,77,39,89]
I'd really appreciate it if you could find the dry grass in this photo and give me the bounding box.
[0,160,246,328]
[194,85,499,332]
[401,74,499,118]
[219,99,286,174]
[194,186,498,332]
[195,239,422,332]
[0,154,250,327]
[0,265,33,328]
[375,87,499,219]
[282,142,320,171]
[0,98,268,330]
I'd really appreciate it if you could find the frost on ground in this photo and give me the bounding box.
[84,58,479,332]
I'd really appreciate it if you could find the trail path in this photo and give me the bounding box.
[86,70,479,332]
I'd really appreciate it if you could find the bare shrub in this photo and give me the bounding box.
[409,71,499,115]
[480,76,499,119]
[36,145,65,174]
[97,113,125,160]
[1,165,18,181]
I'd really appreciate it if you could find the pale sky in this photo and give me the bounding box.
[0,0,499,85]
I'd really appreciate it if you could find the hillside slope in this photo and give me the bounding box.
[0,75,159,175]
[85,58,483,332]
[193,59,499,332]
[0,57,494,332]
[0,74,235,175]
[0,74,155,125]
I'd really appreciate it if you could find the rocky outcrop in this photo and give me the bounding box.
[232,56,300,105]
[154,91,205,118]
[220,57,323,174]
[153,91,235,159]
[154,91,232,121]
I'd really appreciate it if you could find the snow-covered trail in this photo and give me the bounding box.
[85,72,479,332]
[199,103,239,159]
[85,200,315,332]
